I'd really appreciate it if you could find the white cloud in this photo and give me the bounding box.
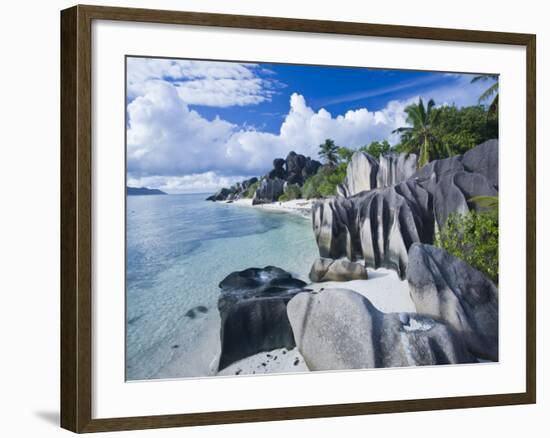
[127,84,411,191]
[127,172,251,194]
[127,57,277,107]
[126,62,496,194]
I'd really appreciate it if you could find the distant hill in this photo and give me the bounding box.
[126,186,167,196]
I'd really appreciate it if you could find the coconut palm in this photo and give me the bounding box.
[318,139,340,167]
[392,97,441,167]
[471,74,499,114]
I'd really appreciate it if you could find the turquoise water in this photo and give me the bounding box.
[126,193,318,380]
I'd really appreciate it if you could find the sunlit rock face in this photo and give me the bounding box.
[407,243,499,361]
[287,288,473,371]
[313,140,498,278]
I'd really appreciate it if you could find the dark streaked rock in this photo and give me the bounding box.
[252,178,285,205]
[406,243,499,361]
[217,266,309,370]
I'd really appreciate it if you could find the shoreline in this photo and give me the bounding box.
[222,197,318,219]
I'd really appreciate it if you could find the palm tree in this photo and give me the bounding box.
[471,74,499,114]
[392,98,441,167]
[318,139,339,167]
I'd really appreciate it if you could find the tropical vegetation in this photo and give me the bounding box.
[435,209,499,283]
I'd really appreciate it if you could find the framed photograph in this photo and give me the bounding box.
[60,4,536,433]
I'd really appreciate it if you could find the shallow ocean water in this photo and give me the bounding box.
[126,193,318,380]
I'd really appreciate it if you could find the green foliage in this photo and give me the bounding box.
[318,139,340,167]
[392,98,442,167]
[435,210,499,283]
[337,146,354,163]
[432,105,498,156]
[469,195,499,210]
[243,181,260,198]
[279,183,302,201]
[471,74,499,114]
[302,163,347,199]
[359,140,392,158]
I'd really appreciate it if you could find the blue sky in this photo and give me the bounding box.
[126,57,494,193]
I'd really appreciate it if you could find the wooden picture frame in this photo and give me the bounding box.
[61,4,536,433]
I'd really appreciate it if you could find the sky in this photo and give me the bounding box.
[126,56,496,194]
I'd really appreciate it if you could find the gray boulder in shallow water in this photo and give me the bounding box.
[217,266,308,370]
[309,257,368,282]
[287,288,473,370]
[406,243,499,361]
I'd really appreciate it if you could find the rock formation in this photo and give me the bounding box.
[406,243,499,361]
[206,177,258,201]
[337,151,418,197]
[207,151,321,203]
[309,257,368,282]
[287,288,473,370]
[252,178,286,206]
[313,140,498,278]
[217,266,309,370]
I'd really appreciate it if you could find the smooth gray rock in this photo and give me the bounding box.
[309,257,368,282]
[252,178,285,205]
[406,243,499,361]
[217,266,308,370]
[287,288,473,370]
[338,151,379,197]
[313,141,499,277]
[462,139,499,190]
[377,152,418,188]
[313,179,434,278]
[337,151,417,197]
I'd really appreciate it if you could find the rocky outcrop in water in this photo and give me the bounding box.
[207,151,321,203]
[313,140,498,278]
[287,288,473,370]
[206,177,258,201]
[407,243,499,361]
[309,257,368,282]
[337,151,417,197]
[217,266,309,370]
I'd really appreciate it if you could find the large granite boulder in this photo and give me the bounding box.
[377,152,418,188]
[206,187,234,201]
[337,151,418,197]
[287,288,473,370]
[309,257,368,282]
[241,177,258,191]
[338,151,379,197]
[406,244,499,361]
[314,179,434,278]
[302,157,322,179]
[217,266,308,370]
[313,140,499,277]
[252,178,285,205]
[268,158,288,180]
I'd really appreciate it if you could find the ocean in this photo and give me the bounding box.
[126,193,318,380]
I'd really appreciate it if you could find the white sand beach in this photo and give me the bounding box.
[225,198,317,219]
[217,347,309,376]
[309,268,416,314]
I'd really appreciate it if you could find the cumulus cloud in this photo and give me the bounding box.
[127,57,277,107]
[127,84,411,191]
[127,172,251,194]
[126,60,493,194]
